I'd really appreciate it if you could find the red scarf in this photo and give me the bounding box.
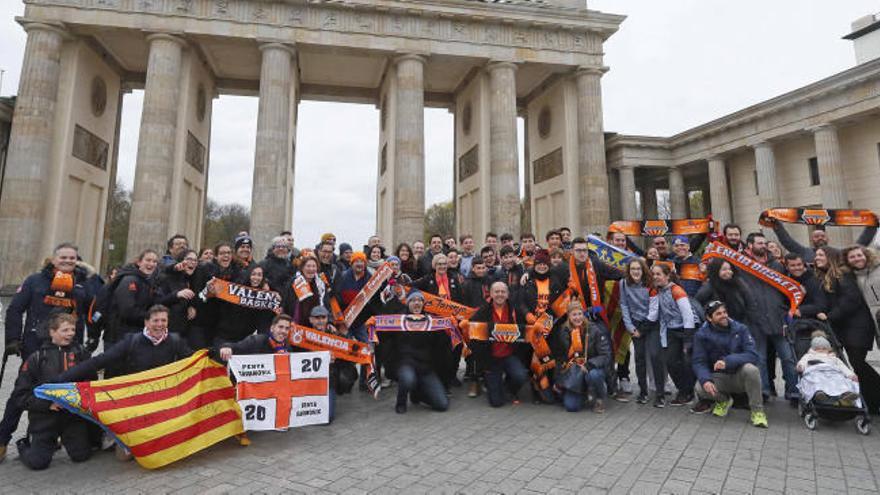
[436,272,450,300]
[491,304,514,359]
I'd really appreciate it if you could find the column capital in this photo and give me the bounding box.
[19,20,71,39]
[575,66,609,78]
[807,122,836,133]
[706,155,725,163]
[617,164,635,171]
[750,140,774,150]
[486,60,518,73]
[145,32,188,49]
[393,53,427,66]
[258,42,296,57]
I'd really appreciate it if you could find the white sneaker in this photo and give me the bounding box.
[101,433,116,451]
[620,378,633,394]
[380,377,392,388]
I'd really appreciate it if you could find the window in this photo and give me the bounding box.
[808,157,820,186]
[753,170,759,194]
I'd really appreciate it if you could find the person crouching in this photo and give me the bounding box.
[554,302,613,413]
[387,291,451,414]
[12,313,93,470]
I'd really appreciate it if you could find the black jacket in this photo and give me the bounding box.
[461,273,491,308]
[825,273,877,350]
[12,341,93,433]
[259,254,296,292]
[413,271,464,303]
[773,223,878,264]
[109,267,157,338]
[156,265,195,336]
[382,316,452,378]
[519,270,567,320]
[695,278,758,328]
[468,301,531,367]
[57,332,193,382]
[5,264,92,356]
[791,270,829,319]
[190,261,244,331]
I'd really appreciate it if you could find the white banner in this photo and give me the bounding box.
[228,351,330,431]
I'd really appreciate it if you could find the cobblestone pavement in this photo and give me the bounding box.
[0,350,879,495]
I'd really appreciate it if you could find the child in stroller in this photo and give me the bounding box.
[796,336,860,407]
[789,320,871,434]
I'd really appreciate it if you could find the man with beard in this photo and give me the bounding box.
[721,224,745,252]
[767,218,877,264]
[740,233,797,400]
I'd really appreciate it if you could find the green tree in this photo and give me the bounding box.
[104,180,131,271]
[423,201,454,242]
[202,199,250,250]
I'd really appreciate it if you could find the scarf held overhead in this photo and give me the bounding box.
[759,208,878,228]
[701,242,804,316]
[200,278,282,311]
[609,217,715,237]
[366,314,462,347]
[399,287,477,320]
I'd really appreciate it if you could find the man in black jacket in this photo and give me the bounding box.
[783,253,828,320]
[259,236,296,291]
[10,313,93,469]
[1,243,91,460]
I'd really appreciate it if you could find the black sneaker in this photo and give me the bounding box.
[653,396,666,408]
[670,394,693,407]
[395,402,407,414]
[690,400,713,414]
[450,377,463,388]
[636,393,649,404]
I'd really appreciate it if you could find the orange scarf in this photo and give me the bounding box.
[436,273,450,299]
[759,208,878,227]
[609,217,715,237]
[44,271,76,309]
[568,253,602,312]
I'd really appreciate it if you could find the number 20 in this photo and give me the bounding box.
[301,357,322,373]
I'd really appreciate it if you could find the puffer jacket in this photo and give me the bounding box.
[691,318,759,385]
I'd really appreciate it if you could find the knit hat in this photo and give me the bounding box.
[672,235,689,246]
[234,235,253,249]
[320,233,335,243]
[351,251,367,264]
[387,255,401,265]
[310,306,330,318]
[534,249,551,266]
[406,290,425,303]
[339,243,353,254]
[811,336,832,350]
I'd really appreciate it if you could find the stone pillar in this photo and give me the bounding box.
[752,142,779,210]
[812,124,852,245]
[0,23,66,286]
[250,43,296,253]
[575,67,609,234]
[392,54,426,245]
[641,185,658,219]
[522,114,532,234]
[487,61,520,237]
[668,167,687,219]
[618,166,637,220]
[126,33,185,259]
[707,157,732,226]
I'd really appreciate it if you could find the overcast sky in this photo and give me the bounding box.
[0,1,876,248]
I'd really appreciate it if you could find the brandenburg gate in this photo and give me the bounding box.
[0,0,623,286]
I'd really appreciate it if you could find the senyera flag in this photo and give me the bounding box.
[35,350,243,469]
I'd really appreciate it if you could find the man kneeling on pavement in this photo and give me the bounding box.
[690,300,767,428]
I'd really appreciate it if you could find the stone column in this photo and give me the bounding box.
[812,124,852,245]
[126,33,185,259]
[707,157,732,226]
[487,61,520,237]
[752,142,779,210]
[0,23,66,286]
[575,67,609,234]
[393,54,426,245]
[618,166,637,220]
[250,43,296,253]
[641,185,658,219]
[668,167,687,218]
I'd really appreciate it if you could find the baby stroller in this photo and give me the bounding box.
[787,318,871,435]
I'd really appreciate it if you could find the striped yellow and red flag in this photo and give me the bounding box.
[36,350,243,469]
[604,280,631,365]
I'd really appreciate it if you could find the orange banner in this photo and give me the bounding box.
[342,263,394,328]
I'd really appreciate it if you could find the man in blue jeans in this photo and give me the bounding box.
[470,281,530,407]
